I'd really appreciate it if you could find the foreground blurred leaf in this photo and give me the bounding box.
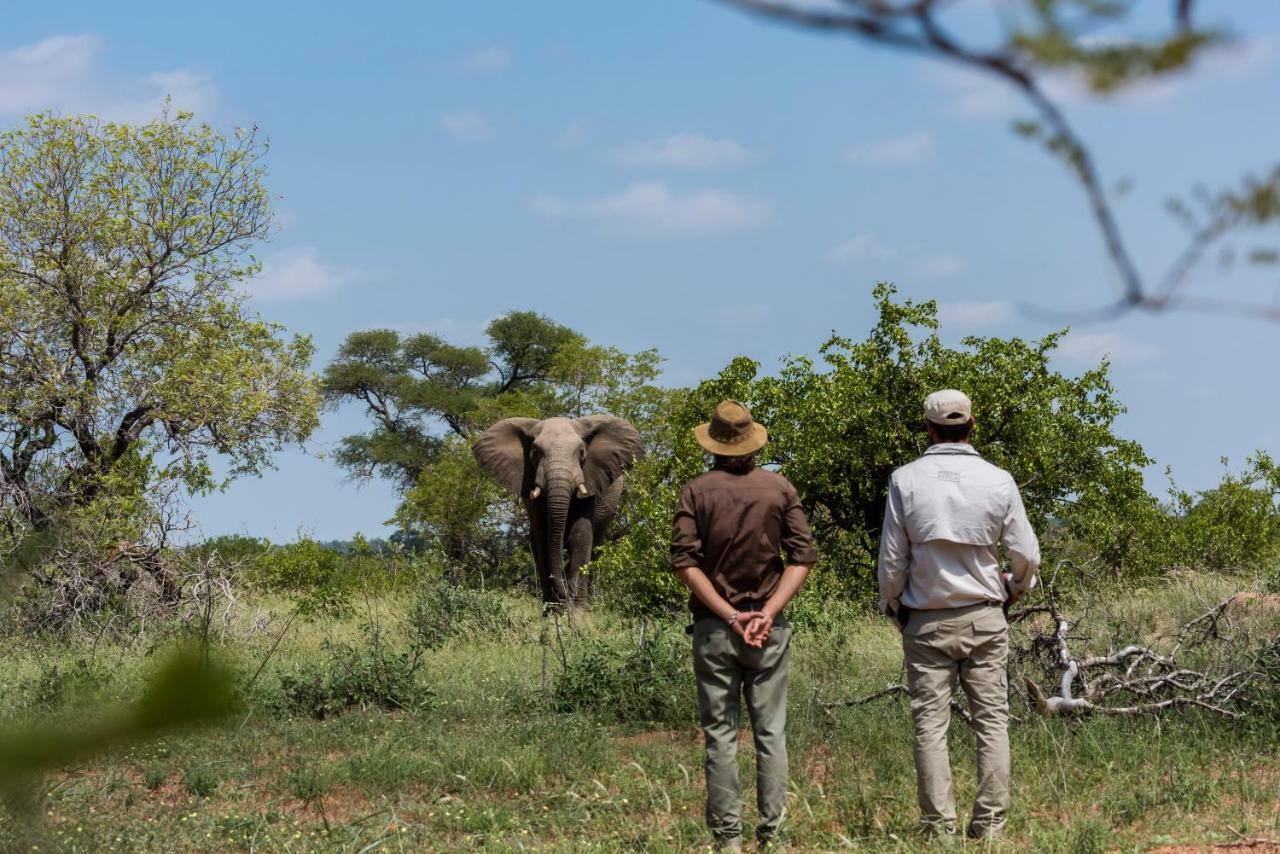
[0,647,239,807]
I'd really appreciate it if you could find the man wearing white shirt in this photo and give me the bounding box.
[877,389,1040,839]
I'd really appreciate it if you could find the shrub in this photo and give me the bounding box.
[270,642,431,719]
[598,285,1152,610]
[25,658,107,708]
[1172,454,1280,573]
[142,766,167,791]
[786,576,868,634]
[406,581,516,651]
[182,763,219,798]
[285,765,332,804]
[552,624,695,726]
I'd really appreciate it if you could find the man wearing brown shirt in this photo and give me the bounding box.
[670,400,819,851]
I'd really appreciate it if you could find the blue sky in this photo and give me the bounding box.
[5,1,1279,540]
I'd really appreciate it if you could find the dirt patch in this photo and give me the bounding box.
[276,783,378,826]
[611,729,693,750]
[803,742,834,788]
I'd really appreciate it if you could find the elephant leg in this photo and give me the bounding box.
[526,503,554,603]
[565,514,594,605]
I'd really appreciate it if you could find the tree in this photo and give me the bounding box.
[715,0,1280,320]
[325,312,669,582]
[322,312,582,490]
[0,112,319,542]
[595,284,1151,607]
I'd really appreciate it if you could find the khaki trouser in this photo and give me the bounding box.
[903,603,1010,837]
[692,616,791,844]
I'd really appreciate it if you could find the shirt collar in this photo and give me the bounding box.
[923,443,980,457]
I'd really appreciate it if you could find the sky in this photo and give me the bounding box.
[4,1,1279,541]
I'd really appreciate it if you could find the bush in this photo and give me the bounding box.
[1172,454,1280,573]
[24,658,107,708]
[597,285,1152,610]
[142,765,167,791]
[182,762,219,798]
[786,577,868,633]
[406,581,516,651]
[552,624,695,726]
[269,638,432,719]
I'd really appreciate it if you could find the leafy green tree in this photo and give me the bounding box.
[1171,454,1280,574]
[393,437,525,583]
[0,112,318,542]
[596,284,1152,608]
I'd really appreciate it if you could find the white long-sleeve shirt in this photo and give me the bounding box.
[877,444,1040,613]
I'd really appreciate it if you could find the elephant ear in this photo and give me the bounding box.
[575,415,644,496]
[472,418,541,495]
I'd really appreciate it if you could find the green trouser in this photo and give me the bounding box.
[692,616,792,844]
[903,603,1010,837]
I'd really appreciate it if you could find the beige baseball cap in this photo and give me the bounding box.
[923,389,973,425]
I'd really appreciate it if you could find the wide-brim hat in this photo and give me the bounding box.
[694,399,768,456]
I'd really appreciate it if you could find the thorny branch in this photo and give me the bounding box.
[714,0,1280,321]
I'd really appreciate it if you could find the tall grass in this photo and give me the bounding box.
[1,574,1278,851]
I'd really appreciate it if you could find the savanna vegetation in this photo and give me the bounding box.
[3,3,1280,845]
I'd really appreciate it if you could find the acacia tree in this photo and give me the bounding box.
[321,312,583,491]
[716,0,1280,320]
[325,312,667,581]
[0,112,319,543]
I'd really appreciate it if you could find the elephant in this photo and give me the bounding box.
[472,415,643,605]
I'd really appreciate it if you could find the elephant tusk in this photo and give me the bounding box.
[528,486,542,500]
[576,483,589,498]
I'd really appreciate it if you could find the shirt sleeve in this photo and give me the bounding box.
[780,484,820,566]
[877,476,911,614]
[1001,478,1041,595]
[669,483,703,571]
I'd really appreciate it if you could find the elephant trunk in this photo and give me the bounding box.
[543,469,575,603]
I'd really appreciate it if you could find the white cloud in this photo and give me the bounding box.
[439,111,491,141]
[1055,331,1162,365]
[709,303,772,328]
[612,133,756,169]
[461,46,510,73]
[912,253,967,278]
[0,34,215,121]
[827,233,965,278]
[843,131,935,166]
[938,300,1015,330]
[249,247,365,302]
[528,181,771,238]
[827,232,896,264]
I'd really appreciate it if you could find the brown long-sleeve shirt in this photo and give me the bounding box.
[670,465,820,618]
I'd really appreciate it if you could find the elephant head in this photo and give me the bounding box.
[472,415,643,598]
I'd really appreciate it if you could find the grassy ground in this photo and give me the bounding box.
[1,574,1279,852]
